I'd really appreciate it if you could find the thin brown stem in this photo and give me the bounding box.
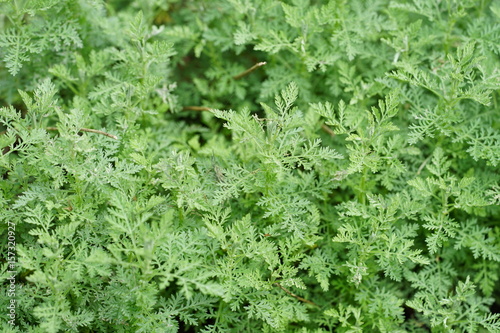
[321,124,335,137]
[46,127,118,140]
[233,62,267,80]
[274,283,318,307]
[182,106,212,112]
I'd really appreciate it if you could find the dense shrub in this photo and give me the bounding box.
[1,0,499,332]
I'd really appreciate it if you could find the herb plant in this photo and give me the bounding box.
[1,0,499,332]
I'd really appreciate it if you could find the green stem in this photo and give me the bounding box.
[358,167,367,205]
[214,299,224,328]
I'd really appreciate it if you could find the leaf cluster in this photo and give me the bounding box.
[0,0,499,332]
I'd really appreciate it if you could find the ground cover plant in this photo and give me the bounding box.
[0,0,499,332]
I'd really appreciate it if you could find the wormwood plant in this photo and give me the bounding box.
[0,0,499,332]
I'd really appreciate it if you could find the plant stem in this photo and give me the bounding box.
[321,124,335,137]
[233,62,266,80]
[46,127,118,139]
[417,155,432,175]
[182,106,212,112]
[274,282,318,307]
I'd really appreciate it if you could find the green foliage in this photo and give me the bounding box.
[0,0,499,332]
